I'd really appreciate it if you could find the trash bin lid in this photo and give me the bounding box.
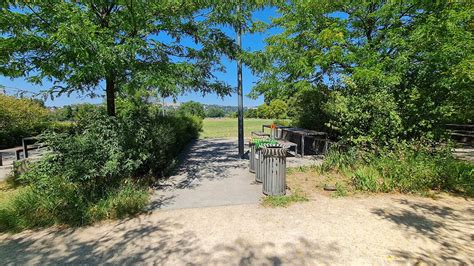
[261,143,290,157]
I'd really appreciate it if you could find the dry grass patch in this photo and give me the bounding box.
[287,166,353,198]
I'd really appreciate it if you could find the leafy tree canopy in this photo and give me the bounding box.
[0,94,49,147]
[206,107,226,118]
[177,101,205,119]
[0,1,269,115]
[247,1,473,145]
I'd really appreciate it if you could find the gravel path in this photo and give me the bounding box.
[1,194,472,264]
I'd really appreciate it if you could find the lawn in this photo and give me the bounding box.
[0,181,19,211]
[201,118,274,139]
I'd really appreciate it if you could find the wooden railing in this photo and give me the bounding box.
[445,124,474,145]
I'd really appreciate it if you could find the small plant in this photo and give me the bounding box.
[261,190,308,208]
[332,183,348,197]
[352,166,381,192]
[320,147,359,173]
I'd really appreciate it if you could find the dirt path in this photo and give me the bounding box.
[1,193,472,265]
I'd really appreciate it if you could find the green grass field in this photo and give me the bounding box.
[201,118,274,139]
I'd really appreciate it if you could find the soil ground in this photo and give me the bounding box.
[0,193,472,265]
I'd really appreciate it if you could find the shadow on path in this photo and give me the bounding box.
[149,139,262,210]
[371,198,474,264]
[171,138,246,189]
[0,215,339,264]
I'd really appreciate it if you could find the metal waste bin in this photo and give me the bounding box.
[252,138,277,182]
[261,144,289,196]
[255,147,265,182]
[249,140,256,173]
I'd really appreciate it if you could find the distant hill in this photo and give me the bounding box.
[163,102,256,113]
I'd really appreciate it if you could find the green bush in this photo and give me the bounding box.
[254,100,289,119]
[325,89,403,147]
[206,107,226,118]
[0,103,201,231]
[289,86,330,132]
[0,94,50,148]
[47,121,75,133]
[322,142,474,195]
[273,119,291,127]
[49,103,106,122]
[176,101,206,119]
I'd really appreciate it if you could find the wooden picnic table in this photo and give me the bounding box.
[262,125,292,138]
[262,124,292,131]
[280,128,327,156]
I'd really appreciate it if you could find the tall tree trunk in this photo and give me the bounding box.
[106,77,116,116]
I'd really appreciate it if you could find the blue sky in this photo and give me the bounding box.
[0,7,280,107]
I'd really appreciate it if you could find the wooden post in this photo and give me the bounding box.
[22,139,28,159]
[301,135,305,157]
[0,152,3,166]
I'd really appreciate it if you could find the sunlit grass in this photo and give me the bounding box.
[201,118,274,139]
[261,190,309,208]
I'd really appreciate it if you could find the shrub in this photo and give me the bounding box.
[254,100,289,119]
[206,107,226,118]
[0,102,201,231]
[325,89,403,147]
[5,160,31,187]
[333,183,348,197]
[0,94,49,148]
[47,121,75,133]
[176,101,206,119]
[273,119,291,127]
[289,86,330,133]
[322,142,474,195]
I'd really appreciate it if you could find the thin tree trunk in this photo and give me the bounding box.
[106,77,116,116]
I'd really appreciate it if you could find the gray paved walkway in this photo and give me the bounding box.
[150,138,320,210]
